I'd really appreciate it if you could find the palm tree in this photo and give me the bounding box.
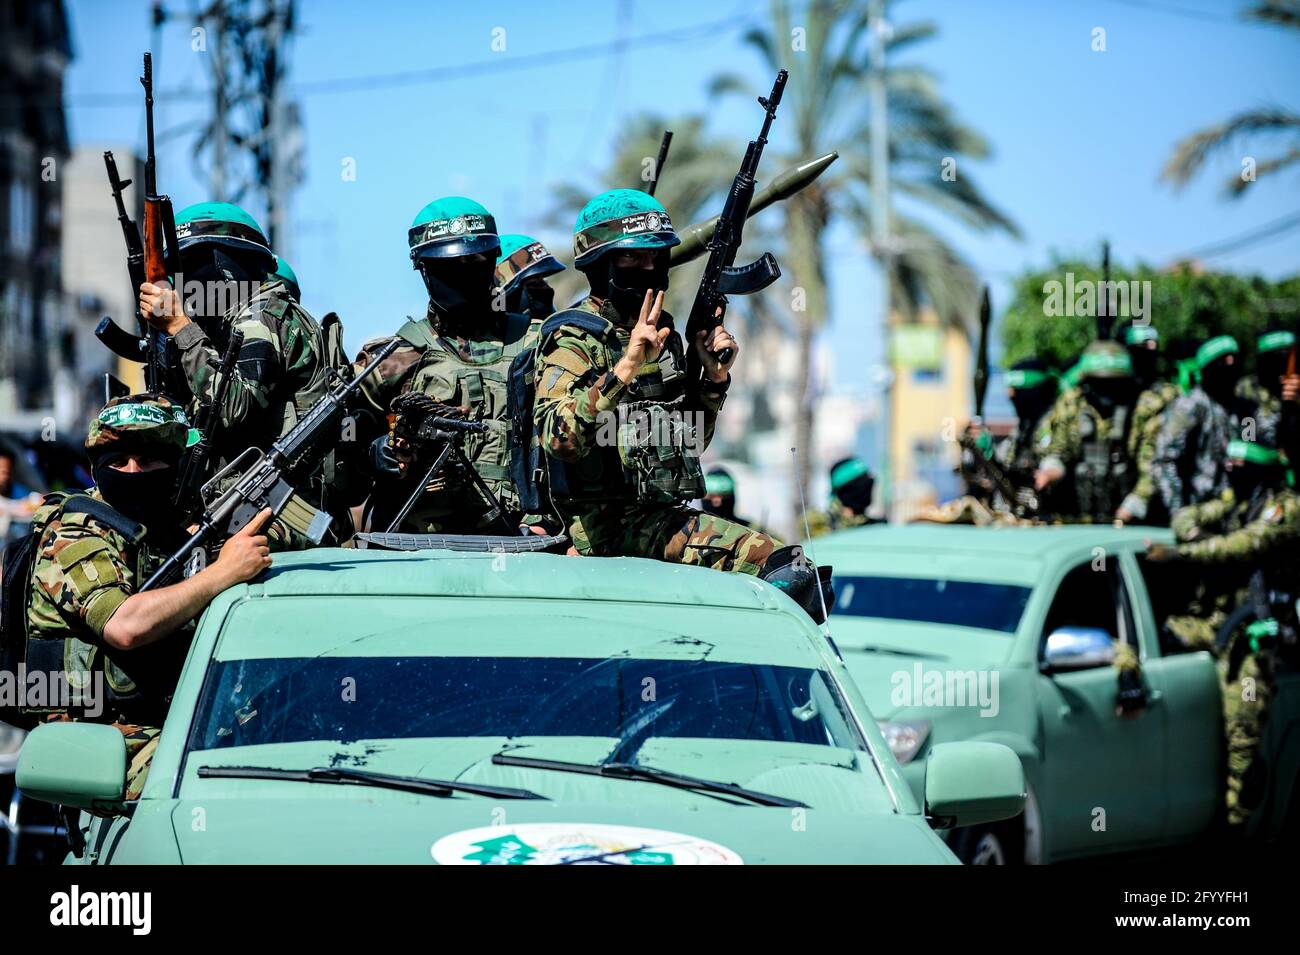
[1163,1,1300,196]
[712,0,1018,516]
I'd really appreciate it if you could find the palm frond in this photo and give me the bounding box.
[1162,109,1300,188]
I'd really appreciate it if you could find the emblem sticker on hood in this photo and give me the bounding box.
[431,823,744,865]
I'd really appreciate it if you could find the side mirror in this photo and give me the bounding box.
[924,741,1025,829]
[17,722,127,811]
[1041,626,1116,673]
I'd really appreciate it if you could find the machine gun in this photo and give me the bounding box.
[1215,569,1299,682]
[382,393,515,535]
[645,130,673,197]
[683,69,787,385]
[172,328,244,520]
[140,340,400,591]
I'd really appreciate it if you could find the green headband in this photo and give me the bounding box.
[705,472,736,496]
[1076,350,1132,376]
[1124,324,1159,346]
[1005,368,1053,389]
[1227,440,1282,466]
[830,459,872,492]
[1196,335,1239,370]
[573,210,676,262]
[97,402,189,429]
[1258,330,1296,354]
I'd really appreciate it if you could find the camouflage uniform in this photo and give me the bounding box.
[807,509,873,538]
[353,306,538,533]
[1150,388,1242,513]
[1236,374,1282,449]
[173,279,351,543]
[534,297,780,575]
[1165,482,1300,824]
[1119,380,1181,524]
[1039,385,1135,521]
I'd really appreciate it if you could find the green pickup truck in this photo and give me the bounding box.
[810,523,1223,864]
[17,547,1024,865]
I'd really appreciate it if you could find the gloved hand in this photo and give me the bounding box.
[369,435,401,476]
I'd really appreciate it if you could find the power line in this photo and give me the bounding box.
[65,7,772,108]
[1095,0,1242,25]
[1170,209,1300,261]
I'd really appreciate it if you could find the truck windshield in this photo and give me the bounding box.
[831,575,1030,633]
[187,656,867,753]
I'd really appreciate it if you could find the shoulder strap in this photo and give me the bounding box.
[61,494,146,544]
[540,308,613,344]
[500,311,534,361]
[397,318,439,351]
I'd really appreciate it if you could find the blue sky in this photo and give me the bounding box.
[63,0,1300,388]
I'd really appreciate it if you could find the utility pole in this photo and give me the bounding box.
[869,0,893,516]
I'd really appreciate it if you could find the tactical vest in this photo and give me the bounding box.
[6,493,189,727]
[1074,404,1133,521]
[397,311,535,515]
[519,306,705,507]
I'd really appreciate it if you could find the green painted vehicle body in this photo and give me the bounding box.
[18,549,1027,865]
[810,524,1224,863]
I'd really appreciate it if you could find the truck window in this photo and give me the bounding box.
[1041,560,1134,649]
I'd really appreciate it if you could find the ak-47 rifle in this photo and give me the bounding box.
[172,328,244,520]
[683,69,787,385]
[959,285,1039,517]
[140,340,401,591]
[140,52,180,294]
[382,393,515,535]
[94,151,171,392]
[646,130,673,198]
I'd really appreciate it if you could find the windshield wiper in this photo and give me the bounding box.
[197,764,546,800]
[490,753,806,808]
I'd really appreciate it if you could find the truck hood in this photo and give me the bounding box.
[166,797,954,864]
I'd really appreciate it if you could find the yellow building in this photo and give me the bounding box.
[887,313,972,520]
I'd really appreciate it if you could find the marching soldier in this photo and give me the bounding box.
[17,395,271,797]
[1147,438,1300,831]
[1151,335,1246,513]
[531,188,831,620]
[495,234,565,324]
[1236,327,1293,448]
[701,467,772,537]
[1034,340,1138,522]
[137,202,353,541]
[1116,322,1181,526]
[352,197,545,534]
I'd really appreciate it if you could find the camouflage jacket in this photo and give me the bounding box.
[1170,484,1300,565]
[24,492,190,724]
[353,305,537,531]
[1236,374,1282,448]
[807,509,876,539]
[1151,387,1243,513]
[1040,387,1135,519]
[174,279,332,456]
[1120,380,1181,522]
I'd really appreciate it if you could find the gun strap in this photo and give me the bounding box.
[397,318,439,351]
[62,495,146,545]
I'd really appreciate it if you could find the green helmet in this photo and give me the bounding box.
[1075,340,1133,381]
[495,234,565,293]
[272,255,301,301]
[85,394,196,464]
[408,196,500,264]
[704,468,736,497]
[572,189,679,269]
[174,201,274,269]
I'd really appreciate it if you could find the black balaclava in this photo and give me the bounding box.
[1082,376,1135,416]
[180,245,267,322]
[420,255,497,333]
[517,280,556,322]
[1128,344,1158,390]
[93,454,183,536]
[1257,349,1289,399]
[835,473,875,515]
[592,249,670,319]
[1200,355,1240,406]
[703,493,737,521]
[1227,460,1275,504]
[1008,359,1055,425]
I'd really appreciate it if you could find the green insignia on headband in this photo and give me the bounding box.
[1195,335,1239,370]
[1124,324,1159,346]
[1258,330,1295,354]
[705,471,736,496]
[830,458,871,492]
[97,403,189,429]
[1005,369,1052,389]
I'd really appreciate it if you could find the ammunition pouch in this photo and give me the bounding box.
[616,396,705,504]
